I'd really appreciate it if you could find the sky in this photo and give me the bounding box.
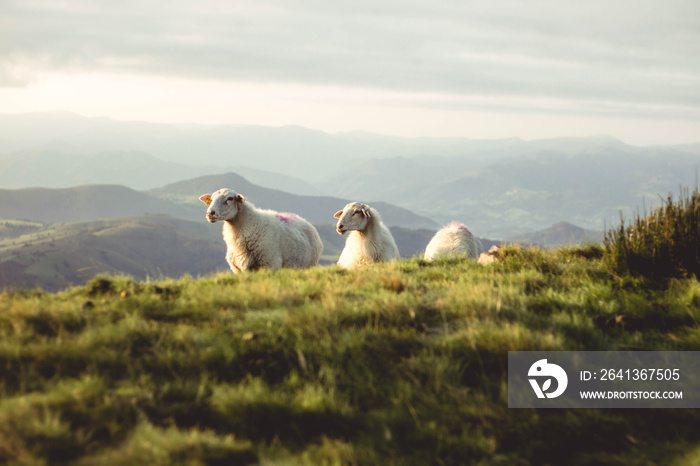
[1,0,699,145]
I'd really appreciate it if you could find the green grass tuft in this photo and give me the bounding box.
[605,186,700,279]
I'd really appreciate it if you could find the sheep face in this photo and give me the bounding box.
[334,202,371,235]
[199,189,245,223]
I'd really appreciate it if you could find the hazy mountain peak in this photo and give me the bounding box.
[147,172,439,229]
[508,221,604,247]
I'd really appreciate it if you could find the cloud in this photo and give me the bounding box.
[2,0,699,117]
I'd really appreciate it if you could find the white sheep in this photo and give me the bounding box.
[334,202,400,269]
[424,221,484,261]
[199,188,323,272]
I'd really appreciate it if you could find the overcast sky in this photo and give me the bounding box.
[1,0,699,144]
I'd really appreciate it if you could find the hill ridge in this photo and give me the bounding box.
[147,172,439,229]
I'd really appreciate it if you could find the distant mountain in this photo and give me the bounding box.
[667,142,700,156]
[0,216,227,292]
[147,172,440,229]
[0,185,200,223]
[0,149,226,190]
[508,222,604,247]
[0,173,438,231]
[0,148,323,195]
[0,112,534,181]
[317,155,481,203]
[3,112,699,240]
[319,135,634,199]
[523,134,632,154]
[0,173,446,291]
[323,147,700,237]
[229,166,321,196]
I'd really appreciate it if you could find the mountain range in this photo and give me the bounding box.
[0,174,437,229]
[0,148,321,194]
[320,147,700,236]
[0,172,446,291]
[507,221,604,247]
[0,111,517,181]
[0,170,575,291]
[2,112,698,238]
[147,172,438,229]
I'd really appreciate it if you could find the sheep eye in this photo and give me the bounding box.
[227,196,234,201]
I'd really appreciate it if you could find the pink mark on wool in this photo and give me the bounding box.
[276,212,298,224]
[446,221,470,232]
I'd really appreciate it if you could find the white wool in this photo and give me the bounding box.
[200,188,323,273]
[424,221,484,261]
[334,202,400,269]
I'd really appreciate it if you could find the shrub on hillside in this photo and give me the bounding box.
[604,186,700,279]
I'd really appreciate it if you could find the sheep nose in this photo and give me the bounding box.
[208,210,216,216]
[339,224,344,229]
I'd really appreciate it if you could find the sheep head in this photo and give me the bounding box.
[199,189,245,223]
[334,202,371,234]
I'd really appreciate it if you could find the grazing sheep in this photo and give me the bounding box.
[199,188,323,272]
[334,202,400,269]
[424,222,484,261]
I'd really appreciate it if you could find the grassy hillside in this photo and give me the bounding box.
[0,220,43,240]
[0,216,227,291]
[1,246,699,465]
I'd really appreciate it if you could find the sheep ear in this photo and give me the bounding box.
[235,194,245,204]
[362,207,371,218]
[333,210,343,218]
[199,194,212,206]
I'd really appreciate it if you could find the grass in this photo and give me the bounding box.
[605,186,700,279]
[0,246,699,465]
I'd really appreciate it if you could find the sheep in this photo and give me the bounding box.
[199,188,323,272]
[478,245,502,265]
[334,202,400,269]
[424,221,484,262]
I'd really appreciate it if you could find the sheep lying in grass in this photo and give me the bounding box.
[334,202,400,269]
[424,221,484,262]
[199,188,323,272]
